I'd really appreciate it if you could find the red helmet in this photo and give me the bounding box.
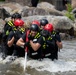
[44,23,53,32]
[14,19,24,27]
[32,20,40,26]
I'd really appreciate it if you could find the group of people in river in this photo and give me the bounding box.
[1,12,62,61]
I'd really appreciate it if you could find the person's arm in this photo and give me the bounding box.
[55,34,63,49]
[30,40,41,51]
[56,41,63,49]
[30,36,43,51]
[7,37,14,47]
[16,38,25,46]
[7,31,14,47]
[16,33,26,46]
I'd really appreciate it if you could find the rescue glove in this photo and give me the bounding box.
[28,34,33,40]
[24,41,29,48]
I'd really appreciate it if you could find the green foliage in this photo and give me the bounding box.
[65,12,75,21]
[65,3,75,21]
[67,3,73,12]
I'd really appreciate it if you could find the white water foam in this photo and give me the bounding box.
[20,40,76,72]
[0,40,76,73]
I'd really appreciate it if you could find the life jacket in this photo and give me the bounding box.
[51,30,59,52]
[5,20,17,35]
[51,31,56,39]
[19,27,25,33]
[7,20,14,27]
[42,36,55,58]
[28,32,43,59]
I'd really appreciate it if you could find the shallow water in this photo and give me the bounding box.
[0,40,76,75]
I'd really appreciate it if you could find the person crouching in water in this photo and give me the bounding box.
[16,24,44,60]
[6,19,25,58]
[43,23,63,60]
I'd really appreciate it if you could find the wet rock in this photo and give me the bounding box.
[72,0,76,8]
[5,0,32,6]
[22,15,74,37]
[21,7,49,17]
[37,2,64,16]
[0,3,23,15]
[0,19,5,33]
[0,7,10,20]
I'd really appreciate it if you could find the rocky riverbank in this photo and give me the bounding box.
[0,2,76,40]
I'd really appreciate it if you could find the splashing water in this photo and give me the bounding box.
[20,40,76,73]
[0,40,76,75]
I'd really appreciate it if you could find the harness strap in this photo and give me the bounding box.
[8,21,14,26]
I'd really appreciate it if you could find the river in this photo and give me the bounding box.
[0,39,76,75]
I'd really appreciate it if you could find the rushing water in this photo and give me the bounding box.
[0,39,76,75]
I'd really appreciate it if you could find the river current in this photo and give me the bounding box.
[0,39,76,75]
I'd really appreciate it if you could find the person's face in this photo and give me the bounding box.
[41,25,45,29]
[11,18,15,22]
[30,30,37,37]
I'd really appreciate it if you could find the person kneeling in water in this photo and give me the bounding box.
[16,24,44,60]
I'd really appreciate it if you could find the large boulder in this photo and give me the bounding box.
[37,2,64,16]
[0,7,10,20]
[22,15,74,36]
[0,3,23,15]
[0,19,5,33]
[5,0,31,6]
[21,7,50,17]
[72,0,76,8]
[73,20,76,36]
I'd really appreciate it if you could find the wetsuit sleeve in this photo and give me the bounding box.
[55,34,61,42]
[7,31,14,41]
[21,33,26,41]
[37,36,44,45]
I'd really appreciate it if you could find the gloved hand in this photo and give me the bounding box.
[24,41,29,48]
[28,34,33,40]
